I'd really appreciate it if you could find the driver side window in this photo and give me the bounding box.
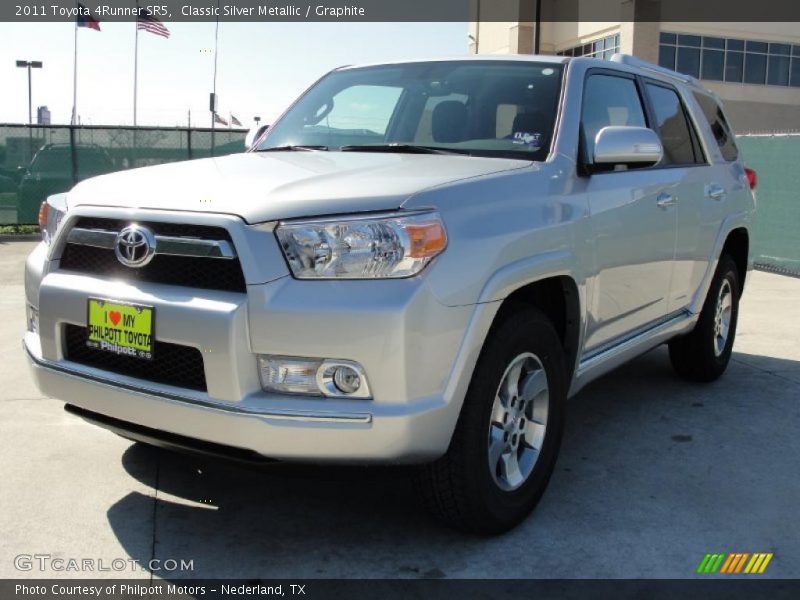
[581,74,647,161]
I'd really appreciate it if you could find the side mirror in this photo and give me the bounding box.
[245,124,269,150]
[591,126,662,170]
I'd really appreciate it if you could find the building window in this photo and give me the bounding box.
[659,31,800,88]
[557,34,620,60]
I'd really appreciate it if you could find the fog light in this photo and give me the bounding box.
[317,361,371,399]
[333,366,361,394]
[26,304,39,334]
[258,355,371,399]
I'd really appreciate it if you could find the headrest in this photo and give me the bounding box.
[512,111,547,137]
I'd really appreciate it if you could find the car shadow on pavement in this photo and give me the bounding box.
[109,443,467,579]
[105,346,800,579]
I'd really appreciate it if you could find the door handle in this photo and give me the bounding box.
[706,184,727,201]
[656,193,676,209]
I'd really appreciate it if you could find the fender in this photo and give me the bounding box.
[435,252,585,446]
[688,210,752,315]
[476,249,582,304]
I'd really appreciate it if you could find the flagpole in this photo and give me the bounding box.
[71,20,78,125]
[210,6,220,154]
[133,21,139,126]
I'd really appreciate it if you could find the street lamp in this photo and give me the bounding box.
[16,60,43,125]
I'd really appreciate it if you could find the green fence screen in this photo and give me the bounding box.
[0,124,246,225]
[737,135,800,276]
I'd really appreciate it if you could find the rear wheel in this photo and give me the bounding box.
[669,254,740,382]
[416,307,567,534]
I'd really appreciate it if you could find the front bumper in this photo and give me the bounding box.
[24,225,488,463]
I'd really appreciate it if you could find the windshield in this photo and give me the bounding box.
[257,60,564,161]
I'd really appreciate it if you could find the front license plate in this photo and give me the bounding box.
[86,298,154,360]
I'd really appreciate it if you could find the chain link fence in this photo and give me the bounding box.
[737,134,800,277]
[0,124,246,225]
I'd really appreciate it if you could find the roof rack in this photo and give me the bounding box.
[610,53,704,88]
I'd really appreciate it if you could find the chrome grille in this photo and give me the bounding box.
[59,218,247,293]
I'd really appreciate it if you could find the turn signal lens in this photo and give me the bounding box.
[38,201,48,231]
[39,194,69,245]
[405,221,448,258]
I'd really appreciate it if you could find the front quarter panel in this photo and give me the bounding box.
[404,157,590,308]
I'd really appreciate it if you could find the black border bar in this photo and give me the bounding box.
[5,0,800,23]
[4,579,800,600]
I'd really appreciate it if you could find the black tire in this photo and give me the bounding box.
[416,306,567,534]
[668,254,740,382]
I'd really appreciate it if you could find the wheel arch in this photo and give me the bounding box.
[721,227,749,294]
[491,275,581,383]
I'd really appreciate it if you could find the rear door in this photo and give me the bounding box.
[640,80,711,313]
[675,91,749,306]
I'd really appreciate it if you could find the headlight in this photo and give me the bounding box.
[275,211,447,279]
[38,194,68,245]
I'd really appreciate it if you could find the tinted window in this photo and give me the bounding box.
[791,59,800,87]
[581,74,646,160]
[692,92,739,161]
[645,84,700,165]
[703,37,725,50]
[744,53,767,84]
[677,47,701,78]
[702,50,725,81]
[659,45,676,70]
[767,55,790,86]
[725,52,744,82]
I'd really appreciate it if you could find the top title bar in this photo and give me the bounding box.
[4,0,800,23]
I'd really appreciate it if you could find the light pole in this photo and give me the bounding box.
[16,60,43,125]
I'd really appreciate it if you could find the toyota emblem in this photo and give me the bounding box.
[114,224,157,268]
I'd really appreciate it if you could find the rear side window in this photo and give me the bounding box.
[645,83,703,165]
[581,74,647,160]
[692,92,739,161]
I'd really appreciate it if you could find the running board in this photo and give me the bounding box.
[571,310,696,394]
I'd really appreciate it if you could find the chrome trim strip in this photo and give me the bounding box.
[25,343,372,425]
[66,227,237,260]
[67,228,116,249]
[578,309,692,373]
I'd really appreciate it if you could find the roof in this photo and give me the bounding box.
[337,54,571,71]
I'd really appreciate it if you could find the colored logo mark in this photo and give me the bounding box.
[697,553,773,574]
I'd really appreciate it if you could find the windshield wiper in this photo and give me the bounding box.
[339,143,469,155]
[255,145,329,152]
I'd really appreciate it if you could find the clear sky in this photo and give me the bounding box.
[0,21,468,128]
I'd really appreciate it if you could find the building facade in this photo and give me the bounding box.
[469,1,800,132]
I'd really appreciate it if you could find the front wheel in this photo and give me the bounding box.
[669,254,740,382]
[416,307,567,534]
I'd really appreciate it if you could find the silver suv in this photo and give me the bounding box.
[25,55,756,533]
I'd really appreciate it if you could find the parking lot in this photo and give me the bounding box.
[1,239,798,580]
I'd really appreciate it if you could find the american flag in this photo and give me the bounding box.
[214,113,228,126]
[230,114,243,127]
[137,12,170,38]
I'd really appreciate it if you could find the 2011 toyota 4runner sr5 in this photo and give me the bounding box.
[25,55,756,533]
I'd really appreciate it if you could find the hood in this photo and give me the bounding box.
[67,151,530,223]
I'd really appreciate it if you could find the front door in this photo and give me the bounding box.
[580,71,679,353]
